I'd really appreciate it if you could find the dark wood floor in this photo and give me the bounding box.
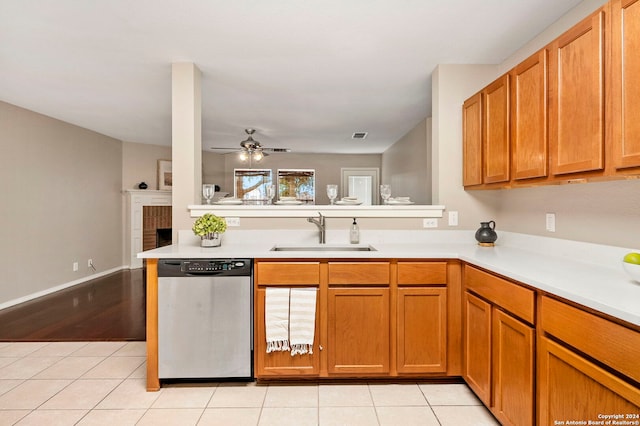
[0,269,146,341]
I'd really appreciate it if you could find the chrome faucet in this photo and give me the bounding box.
[307,212,326,244]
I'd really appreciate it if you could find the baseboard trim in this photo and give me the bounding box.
[0,266,128,311]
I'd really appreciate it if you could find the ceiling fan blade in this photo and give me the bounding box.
[262,147,292,153]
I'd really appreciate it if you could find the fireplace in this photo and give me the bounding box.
[143,206,172,252]
[156,228,172,248]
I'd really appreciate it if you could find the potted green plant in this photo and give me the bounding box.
[192,213,227,247]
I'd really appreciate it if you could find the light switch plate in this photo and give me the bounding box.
[448,211,459,226]
[546,213,556,232]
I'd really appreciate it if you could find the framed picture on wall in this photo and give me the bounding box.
[157,160,172,190]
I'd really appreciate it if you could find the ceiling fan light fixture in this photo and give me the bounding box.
[239,150,249,161]
[253,150,264,161]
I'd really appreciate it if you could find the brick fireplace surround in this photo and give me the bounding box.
[143,206,172,251]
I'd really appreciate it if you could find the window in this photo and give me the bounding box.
[277,169,315,204]
[234,169,273,201]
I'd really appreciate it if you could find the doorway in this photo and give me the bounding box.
[341,167,380,205]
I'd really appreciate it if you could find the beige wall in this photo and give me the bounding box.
[202,151,226,190]
[122,141,171,190]
[431,0,640,248]
[431,64,500,229]
[0,101,123,305]
[382,117,431,204]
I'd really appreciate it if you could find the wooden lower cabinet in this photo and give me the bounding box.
[492,309,534,426]
[254,259,457,380]
[463,291,534,425]
[463,292,492,405]
[538,336,640,423]
[255,288,320,377]
[397,287,447,374]
[327,287,389,375]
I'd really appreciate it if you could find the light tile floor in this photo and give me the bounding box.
[0,342,499,425]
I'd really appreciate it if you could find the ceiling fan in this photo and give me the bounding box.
[210,129,291,162]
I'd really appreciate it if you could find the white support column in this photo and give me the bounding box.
[171,62,202,242]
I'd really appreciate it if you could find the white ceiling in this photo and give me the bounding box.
[0,0,583,154]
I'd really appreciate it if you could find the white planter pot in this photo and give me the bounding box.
[200,233,223,247]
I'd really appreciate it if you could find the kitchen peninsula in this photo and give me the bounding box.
[139,229,640,424]
[188,203,446,218]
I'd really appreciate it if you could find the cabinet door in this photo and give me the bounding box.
[612,0,640,171]
[327,287,389,375]
[463,292,492,406]
[492,309,534,426]
[483,74,510,184]
[255,288,320,377]
[549,8,606,175]
[463,92,483,186]
[538,337,640,424]
[511,49,548,180]
[397,287,447,374]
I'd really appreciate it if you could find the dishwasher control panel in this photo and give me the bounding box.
[183,260,245,272]
[157,259,252,277]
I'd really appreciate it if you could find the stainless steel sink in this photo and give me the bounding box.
[270,244,377,252]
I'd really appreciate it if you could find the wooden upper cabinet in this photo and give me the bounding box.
[510,49,548,180]
[463,92,483,186]
[611,0,640,171]
[483,74,510,184]
[548,7,606,176]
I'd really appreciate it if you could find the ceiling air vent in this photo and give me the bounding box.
[352,132,368,139]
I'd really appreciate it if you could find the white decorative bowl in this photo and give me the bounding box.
[623,262,640,283]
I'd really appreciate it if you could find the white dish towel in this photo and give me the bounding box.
[265,288,290,353]
[289,288,318,356]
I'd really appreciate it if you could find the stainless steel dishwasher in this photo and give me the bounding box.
[157,258,252,380]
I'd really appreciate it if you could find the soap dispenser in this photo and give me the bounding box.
[350,218,360,244]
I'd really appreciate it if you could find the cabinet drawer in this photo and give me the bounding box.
[256,262,320,285]
[464,265,535,324]
[328,262,389,285]
[397,262,447,285]
[540,296,640,383]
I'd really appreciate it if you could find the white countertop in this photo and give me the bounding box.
[139,230,640,327]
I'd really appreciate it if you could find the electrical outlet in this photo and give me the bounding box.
[546,213,556,232]
[225,217,240,227]
[73,262,79,272]
[423,218,438,228]
[448,211,459,226]
[88,259,93,268]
